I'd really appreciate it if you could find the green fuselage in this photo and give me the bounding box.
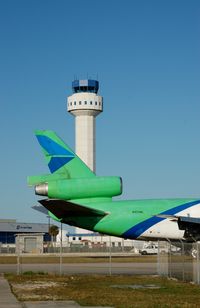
[53,198,198,240]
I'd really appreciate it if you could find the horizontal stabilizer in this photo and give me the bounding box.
[32,205,49,215]
[39,199,108,219]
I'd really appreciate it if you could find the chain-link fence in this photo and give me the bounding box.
[43,243,134,254]
[2,238,200,285]
[0,240,136,254]
[157,240,200,284]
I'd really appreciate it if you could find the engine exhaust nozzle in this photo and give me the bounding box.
[35,183,48,196]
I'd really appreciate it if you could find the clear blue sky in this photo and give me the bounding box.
[0,0,200,223]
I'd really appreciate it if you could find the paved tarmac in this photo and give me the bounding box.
[0,262,157,275]
[0,275,113,308]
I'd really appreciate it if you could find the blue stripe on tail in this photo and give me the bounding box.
[36,135,75,173]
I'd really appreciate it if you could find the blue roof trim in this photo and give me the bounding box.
[123,200,200,239]
[66,233,100,237]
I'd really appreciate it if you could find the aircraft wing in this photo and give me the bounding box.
[156,214,200,240]
[39,199,108,219]
[177,216,200,229]
[177,216,200,240]
[156,214,200,224]
[177,216,200,224]
[156,214,178,221]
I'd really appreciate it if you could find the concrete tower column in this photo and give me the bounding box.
[67,80,103,172]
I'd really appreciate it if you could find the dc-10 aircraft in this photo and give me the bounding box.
[28,130,200,242]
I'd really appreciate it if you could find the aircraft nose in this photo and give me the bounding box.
[35,183,48,196]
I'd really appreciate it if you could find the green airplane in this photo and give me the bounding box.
[28,130,200,242]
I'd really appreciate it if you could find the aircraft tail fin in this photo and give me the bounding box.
[34,130,95,178]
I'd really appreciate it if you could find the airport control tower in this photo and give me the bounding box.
[67,79,103,172]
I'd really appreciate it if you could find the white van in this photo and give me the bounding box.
[140,243,180,255]
[140,244,158,255]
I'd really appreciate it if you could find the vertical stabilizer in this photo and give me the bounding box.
[35,130,95,178]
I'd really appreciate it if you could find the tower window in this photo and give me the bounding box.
[90,101,93,105]
[95,101,97,105]
[74,101,76,105]
[79,101,81,105]
[99,102,101,106]
[85,101,87,105]
[70,102,72,106]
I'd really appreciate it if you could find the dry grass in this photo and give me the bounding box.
[0,255,157,264]
[6,273,200,308]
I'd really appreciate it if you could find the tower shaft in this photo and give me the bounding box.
[75,111,96,172]
[67,79,103,173]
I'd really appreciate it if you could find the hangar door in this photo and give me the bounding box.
[24,237,37,253]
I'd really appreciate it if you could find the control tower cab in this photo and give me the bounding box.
[67,79,103,172]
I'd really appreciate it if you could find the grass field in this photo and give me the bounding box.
[0,255,158,264]
[6,273,200,308]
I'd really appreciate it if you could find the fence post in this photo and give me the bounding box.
[196,241,200,284]
[157,240,160,275]
[168,240,172,279]
[180,240,185,281]
[109,236,112,276]
[16,235,21,275]
[59,222,63,276]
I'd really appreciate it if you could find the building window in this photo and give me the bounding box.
[90,101,93,105]
[95,101,97,105]
[70,102,72,106]
[73,237,76,241]
[79,237,82,240]
[85,101,87,105]
[79,101,81,105]
[74,101,76,105]
[99,102,101,106]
